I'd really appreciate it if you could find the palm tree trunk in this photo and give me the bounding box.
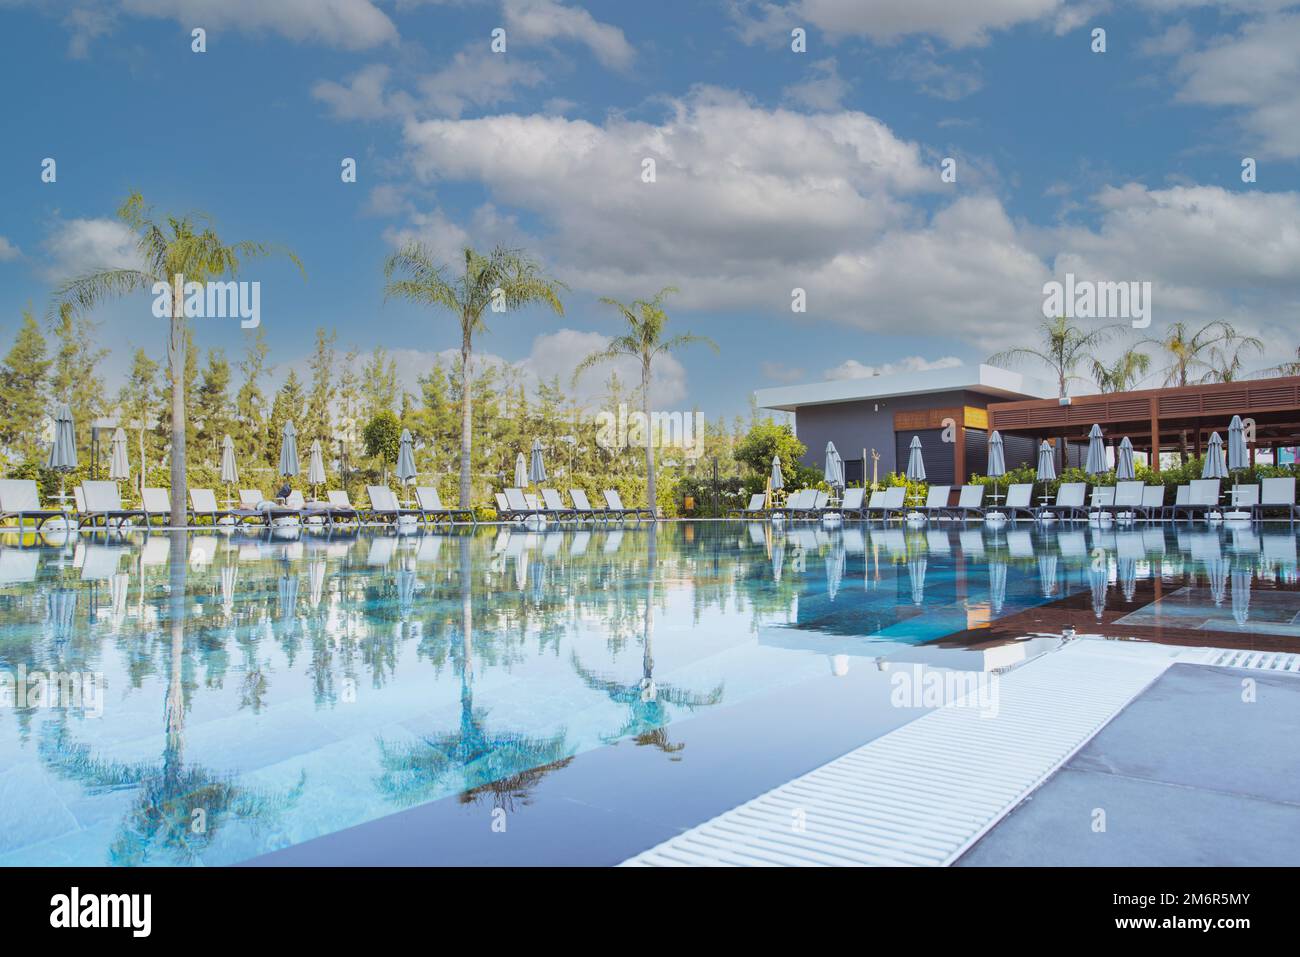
[459,319,473,509]
[169,288,187,527]
[642,358,656,520]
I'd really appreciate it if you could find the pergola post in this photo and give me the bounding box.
[1149,397,1160,473]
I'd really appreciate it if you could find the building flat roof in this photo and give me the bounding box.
[754,363,1057,411]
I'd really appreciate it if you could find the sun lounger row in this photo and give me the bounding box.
[494,487,652,522]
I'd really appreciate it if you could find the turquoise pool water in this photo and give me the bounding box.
[1,520,1297,865]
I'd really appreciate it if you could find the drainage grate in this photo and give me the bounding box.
[1199,649,1300,672]
[622,641,1176,867]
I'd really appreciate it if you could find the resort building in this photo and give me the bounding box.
[754,364,1057,485]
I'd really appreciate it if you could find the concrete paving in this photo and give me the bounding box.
[958,663,1300,866]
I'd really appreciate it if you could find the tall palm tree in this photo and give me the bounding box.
[1091,347,1151,393]
[1141,320,1263,386]
[573,288,717,518]
[384,243,565,508]
[988,316,1123,398]
[51,192,302,525]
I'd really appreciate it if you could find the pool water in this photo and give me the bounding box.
[1,520,1296,866]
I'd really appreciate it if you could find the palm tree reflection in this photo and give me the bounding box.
[572,525,724,755]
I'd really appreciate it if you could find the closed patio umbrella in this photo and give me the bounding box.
[278,421,299,479]
[1036,440,1056,481]
[47,402,78,506]
[1084,424,1107,476]
[987,431,1006,504]
[1088,562,1108,621]
[1118,557,1137,602]
[826,541,845,601]
[989,559,1007,617]
[1227,415,1248,471]
[905,436,926,482]
[513,452,528,488]
[770,455,784,492]
[109,427,130,481]
[823,441,844,490]
[1204,552,1227,605]
[1115,436,1136,481]
[396,429,417,487]
[1037,553,1058,598]
[528,437,547,485]
[907,555,927,606]
[1202,432,1228,479]
[308,440,327,495]
[220,435,239,509]
[308,557,327,609]
[1231,566,1251,626]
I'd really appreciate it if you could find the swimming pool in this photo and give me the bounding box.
[1,521,1297,865]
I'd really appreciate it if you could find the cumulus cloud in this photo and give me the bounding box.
[503,0,635,70]
[782,58,849,110]
[0,236,20,261]
[120,0,397,49]
[41,217,143,281]
[823,355,963,380]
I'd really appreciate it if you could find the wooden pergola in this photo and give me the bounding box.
[986,376,1300,472]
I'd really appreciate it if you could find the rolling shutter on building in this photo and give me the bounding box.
[894,428,952,485]
[964,428,988,481]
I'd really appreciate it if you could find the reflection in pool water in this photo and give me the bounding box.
[1,521,1296,865]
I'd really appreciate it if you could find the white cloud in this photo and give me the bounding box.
[120,0,397,50]
[503,0,635,70]
[41,218,143,281]
[824,355,963,380]
[734,0,1065,48]
[782,58,849,110]
[0,236,20,261]
[1171,12,1300,159]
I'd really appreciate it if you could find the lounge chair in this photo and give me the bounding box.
[78,481,148,529]
[494,492,515,521]
[876,486,907,522]
[1103,481,1144,522]
[917,484,951,522]
[1088,486,1115,520]
[240,488,302,525]
[416,486,475,525]
[1138,484,1167,521]
[189,488,256,525]
[603,489,651,521]
[774,489,810,517]
[141,487,173,526]
[1173,479,1221,521]
[0,479,66,534]
[569,488,606,522]
[860,489,885,520]
[367,485,421,524]
[505,487,546,521]
[826,486,866,518]
[1037,482,1087,521]
[286,490,333,525]
[1227,484,1259,516]
[949,484,986,521]
[325,490,362,525]
[539,488,575,522]
[999,483,1036,521]
[792,490,828,519]
[727,493,768,518]
[1255,477,1297,522]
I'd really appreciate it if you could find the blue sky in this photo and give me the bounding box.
[2,0,1298,418]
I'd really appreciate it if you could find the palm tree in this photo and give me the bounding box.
[1258,346,1300,377]
[988,316,1123,398]
[383,244,565,508]
[1091,347,1151,393]
[51,192,302,525]
[1141,320,1263,386]
[573,288,717,518]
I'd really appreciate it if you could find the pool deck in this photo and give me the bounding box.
[957,661,1300,866]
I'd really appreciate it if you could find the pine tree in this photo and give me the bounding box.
[117,348,159,492]
[195,348,234,464]
[236,327,270,464]
[335,345,362,475]
[304,327,337,445]
[48,302,107,453]
[267,369,306,467]
[0,311,52,464]
[360,346,398,421]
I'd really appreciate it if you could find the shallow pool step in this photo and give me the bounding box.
[621,640,1177,867]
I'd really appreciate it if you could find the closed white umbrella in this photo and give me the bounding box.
[528,437,547,485]
[905,436,926,482]
[826,541,845,601]
[1202,432,1228,479]
[770,455,784,492]
[1231,566,1251,626]
[108,427,130,481]
[279,421,299,479]
[1088,562,1108,621]
[907,556,927,606]
[308,439,327,492]
[823,441,844,490]
[220,435,239,509]
[1227,415,1248,471]
[987,431,1006,506]
[396,429,417,486]
[513,452,528,488]
[1036,440,1056,481]
[1084,424,1107,476]
[1037,553,1058,598]
[1115,436,1136,481]
[989,559,1007,617]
